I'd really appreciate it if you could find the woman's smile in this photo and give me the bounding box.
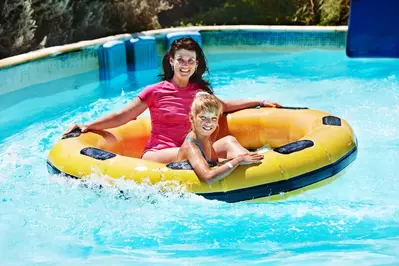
[170,49,198,79]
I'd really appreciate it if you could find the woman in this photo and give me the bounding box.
[177,92,263,184]
[64,37,279,163]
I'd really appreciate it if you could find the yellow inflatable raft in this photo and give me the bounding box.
[47,107,358,202]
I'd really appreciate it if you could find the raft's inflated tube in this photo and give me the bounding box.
[47,107,357,202]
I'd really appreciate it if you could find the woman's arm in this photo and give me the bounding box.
[221,99,280,113]
[63,97,148,135]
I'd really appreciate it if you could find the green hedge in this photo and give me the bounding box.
[168,0,349,27]
[0,0,349,59]
[177,0,296,26]
[0,0,175,59]
[293,0,350,25]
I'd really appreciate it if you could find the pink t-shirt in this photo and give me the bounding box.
[138,80,203,152]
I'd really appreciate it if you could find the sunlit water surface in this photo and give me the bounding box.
[1,48,399,265]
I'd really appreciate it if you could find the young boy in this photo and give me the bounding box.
[177,92,264,185]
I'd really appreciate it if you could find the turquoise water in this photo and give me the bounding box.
[1,48,399,265]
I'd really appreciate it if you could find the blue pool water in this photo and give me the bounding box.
[1,48,399,265]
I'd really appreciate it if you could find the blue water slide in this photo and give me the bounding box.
[347,0,399,57]
[125,36,158,71]
[98,40,127,80]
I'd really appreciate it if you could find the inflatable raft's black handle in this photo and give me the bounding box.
[62,127,82,139]
[277,106,309,110]
[254,106,308,110]
[274,140,314,154]
[166,161,194,170]
[322,116,342,126]
[80,147,116,160]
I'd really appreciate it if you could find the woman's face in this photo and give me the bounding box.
[192,110,219,137]
[170,49,198,80]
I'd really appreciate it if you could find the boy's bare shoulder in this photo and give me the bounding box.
[177,141,193,161]
[181,141,196,152]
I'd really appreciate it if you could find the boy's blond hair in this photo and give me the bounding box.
[190,92,223,117]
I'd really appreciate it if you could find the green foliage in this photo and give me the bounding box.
[0,0,175,59]
[0,0,350,59]
[293,0,349,25]
[177,0,296,26]
[170,0,349,27]
[0,0,37,58]
[319,0,350,25]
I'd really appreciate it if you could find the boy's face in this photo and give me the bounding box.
[192,111,219,137]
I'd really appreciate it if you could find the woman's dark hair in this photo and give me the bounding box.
[160,37,213,94]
